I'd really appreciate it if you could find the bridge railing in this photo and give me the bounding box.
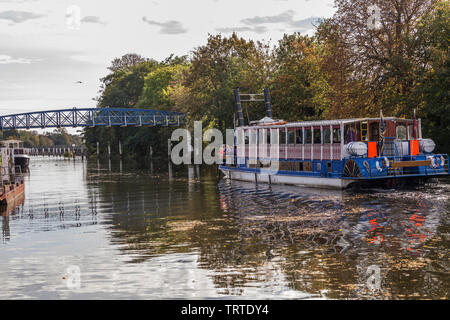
[0,107,186,130]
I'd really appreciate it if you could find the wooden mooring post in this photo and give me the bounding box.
[168,139,172,158]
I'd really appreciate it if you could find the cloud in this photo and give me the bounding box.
[81,16,106,25]
[216,10,320,35]
[0,0,37,2]
[242,10,321,32]
[0,10,45,23]
[289,16,321,31]
[215,26,268,34]
[241,10,295,25]
[0,54,32,64]
[142,17,187,34]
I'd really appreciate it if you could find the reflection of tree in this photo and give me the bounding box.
[97,163,449,299]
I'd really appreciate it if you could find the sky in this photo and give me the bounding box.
[0,0,336,121]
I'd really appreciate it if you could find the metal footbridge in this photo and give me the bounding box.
[0,107,186,130]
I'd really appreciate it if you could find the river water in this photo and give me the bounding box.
[0,157,448,299]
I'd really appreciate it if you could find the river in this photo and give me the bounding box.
[0,157,448,299]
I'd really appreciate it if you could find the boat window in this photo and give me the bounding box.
[369,122,379,141]
[408,124,414,139]
[313,129,321,144]
[249,130,257,145]
[323,127,331,144]
[258,129,267,145]
[305,128,312,144]
[333,127,341,143]
[344,124,356,144]
[396,125,407,140]
[287,130,295,144]
[270,129,279,145]
[280,129,287,144]
[236,130,244,145]
[295,129,303,144]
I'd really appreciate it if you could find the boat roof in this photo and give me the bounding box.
[1,140,23,144]
[239,117,415,130]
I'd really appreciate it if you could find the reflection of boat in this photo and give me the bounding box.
[219,89,449,189]
[0,140,30,171]
[0,146,25,207]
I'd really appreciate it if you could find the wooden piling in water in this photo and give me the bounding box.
[168,139,171,158]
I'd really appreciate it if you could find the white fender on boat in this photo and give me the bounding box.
[376,157,390,172]
[376,160,383,172]
[439,156,445,167]
[428,156,437,169]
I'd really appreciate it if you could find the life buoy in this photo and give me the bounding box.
[439,156,445,167]
[428,156,437,169]
[376,157,390,172]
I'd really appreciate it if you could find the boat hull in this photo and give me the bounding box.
[220,167,355,189]
[0,181,25,206]
[14,155,30,170]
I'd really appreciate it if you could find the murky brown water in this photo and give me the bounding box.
[0,157,448,299]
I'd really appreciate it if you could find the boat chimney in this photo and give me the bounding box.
[263,88,273,118]
[234,88,245,127]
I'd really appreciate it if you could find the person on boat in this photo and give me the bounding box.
[346,126,356,142]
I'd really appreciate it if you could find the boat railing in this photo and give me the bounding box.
[14,165,23,177]
[382,154,449,177]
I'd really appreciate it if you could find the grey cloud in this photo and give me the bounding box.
[241,10,295,25]
[0,10,45,23]
[0,0,37,2]
[142,17,187,34]
[289,16,321,31]
[239,10,320,32]
[215,26,268,34]
[0,54,32,64]
[81,16,106,25]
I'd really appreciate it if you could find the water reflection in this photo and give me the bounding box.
[0,157,448,299]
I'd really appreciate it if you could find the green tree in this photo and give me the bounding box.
[183,33,271,132]
[416,0,450,152]
[270,33,330,121]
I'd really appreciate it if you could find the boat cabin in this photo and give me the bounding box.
[235,117,422,162]
[0,140,26,155]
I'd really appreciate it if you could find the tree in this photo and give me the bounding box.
[107,53,149,73]
[270,33,330,121]
[136,64,189,110]
[183,33,271,131]
[317,0,438,117]
[416,0,450,152]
